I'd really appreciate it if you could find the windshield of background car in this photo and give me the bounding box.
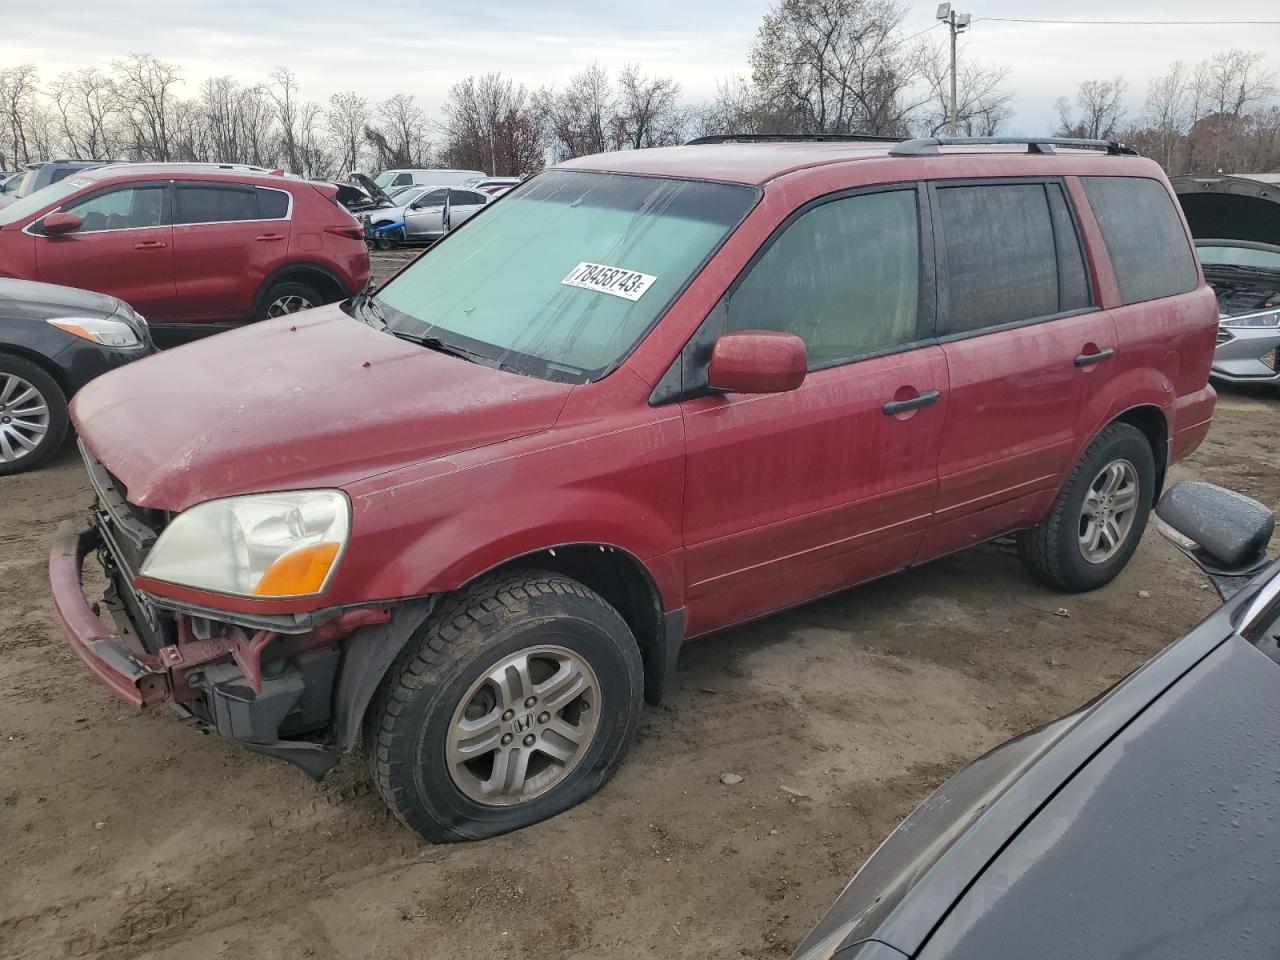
[0,178,88,226]
[1198,244,1280,273]
[373,172,399,189]
[374,169,758,382]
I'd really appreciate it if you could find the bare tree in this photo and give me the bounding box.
[327,91,369,174]
[50,68,121,160]
[612,64,685,149]
[1199,49,1277,118]
[749,0,928,135]
[1055,77,1128,140]
[112,54,182,160]
[539,64,614,161]
[917,43,1013,136]
[0,64,42,168]
[1142,60,1193,168]
[367,94,431,169]
[441,73,544,175]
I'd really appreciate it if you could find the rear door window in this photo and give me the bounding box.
[450,189,488,206]
[175,185,260,224]
[935,182,1090,336]
[1082,176,1199,305]
[724,188,924,367]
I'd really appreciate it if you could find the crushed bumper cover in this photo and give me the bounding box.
[49,516,168,707]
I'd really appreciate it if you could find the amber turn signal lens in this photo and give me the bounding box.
[253,542,340,597]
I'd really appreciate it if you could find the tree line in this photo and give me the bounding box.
[2,0,1276,180]
[1054,49,1280,174]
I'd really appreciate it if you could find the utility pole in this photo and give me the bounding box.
[936,4,971,136]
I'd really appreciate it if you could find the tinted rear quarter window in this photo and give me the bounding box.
[1082,176,1198,305]
[256,187,290,219]
[936,182,1090,335]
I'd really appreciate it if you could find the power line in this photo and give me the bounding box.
[975,17,1280,25]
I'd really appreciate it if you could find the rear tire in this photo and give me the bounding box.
[1017,422,1155,592]
[256,281,322,321]
[365,570,644,843]
[0,354,68,476]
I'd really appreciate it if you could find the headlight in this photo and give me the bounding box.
[1221,311,1280,329]
[140,491,350,598]
[48,315,142,348]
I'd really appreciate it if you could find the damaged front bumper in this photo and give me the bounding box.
[50,513,392,779]
[50,516,168,707]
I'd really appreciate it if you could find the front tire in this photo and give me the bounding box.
[0,354,68,476]
[365,570,644,843]
[1017,422,1155,592]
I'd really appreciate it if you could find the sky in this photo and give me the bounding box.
[2,0,1279,134]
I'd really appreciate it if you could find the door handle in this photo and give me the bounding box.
[882,389,941,416]
[133,240,166,250]
[255,234,285,242]
[1074,347,1114,367]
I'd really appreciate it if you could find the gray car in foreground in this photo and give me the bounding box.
[793,480,1280,960]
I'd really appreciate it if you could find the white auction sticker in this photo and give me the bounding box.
[560,262,656,302]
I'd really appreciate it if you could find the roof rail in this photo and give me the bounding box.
[687,133,905,145]
[889,136,1137,157]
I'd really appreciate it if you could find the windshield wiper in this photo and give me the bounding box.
[392,330,487,364]
[1204,264,1280,282]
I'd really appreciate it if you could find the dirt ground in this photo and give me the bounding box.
[3,263,1277,958]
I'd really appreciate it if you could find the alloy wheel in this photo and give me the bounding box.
[265,294,314,318]
[1079,458,1140,564]
[446,644,601,807]
[0,373,50,464]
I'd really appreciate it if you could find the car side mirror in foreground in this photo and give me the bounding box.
[1156,481,1274,598]
[42,212,83,235]
[708,331,807,395]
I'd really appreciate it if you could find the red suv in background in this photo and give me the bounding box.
[52,136,1217,843]
[0,165,369,341]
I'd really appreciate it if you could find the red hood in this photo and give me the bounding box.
[71,306,572,511]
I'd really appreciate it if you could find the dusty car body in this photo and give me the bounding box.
[1173,173,1280,383]
[792,479,1280,960]
[52,136,1217,843]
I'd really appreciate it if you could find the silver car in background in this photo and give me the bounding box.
[1173,174,1280,386]
[1201,240,1280,383]
[362,184,492,249]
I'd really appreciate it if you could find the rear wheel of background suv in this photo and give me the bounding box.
[257,281,322,321]
[365,570,645,843]
[0,354,68,476]
[1017,422,1156,592]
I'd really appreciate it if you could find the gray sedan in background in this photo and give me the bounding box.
[361,183,491,249]
[1173,173,1280,385]
[1201,239,1280,383]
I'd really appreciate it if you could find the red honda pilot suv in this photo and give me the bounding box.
[51,136,1217,842]
[0,164,369,341]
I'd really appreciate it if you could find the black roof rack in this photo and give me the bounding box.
[889,136,1137,157]
[687,133,905,145]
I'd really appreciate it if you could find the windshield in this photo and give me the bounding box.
[1198,243,1280,273]
[373,170,758,381]
[0,177,88,227]
[373,171,399,189]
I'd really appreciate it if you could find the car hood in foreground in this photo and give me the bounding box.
[71,305,572,511]
[0,277,120,321]
[914,633,1280,960]
[792,564,1276,959]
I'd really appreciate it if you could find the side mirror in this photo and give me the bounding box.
[708,331,807,394]
[1155,481,1274,598]
[42,212,83,235]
